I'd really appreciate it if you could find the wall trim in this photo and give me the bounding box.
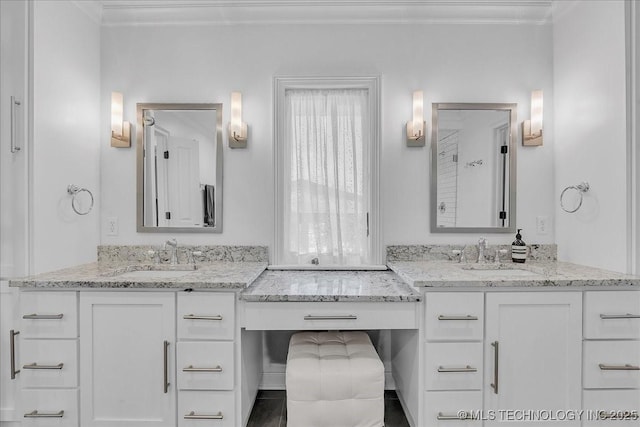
[625,0,638,274]
[99,0,553,26]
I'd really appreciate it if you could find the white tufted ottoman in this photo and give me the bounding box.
[286,331,384,427]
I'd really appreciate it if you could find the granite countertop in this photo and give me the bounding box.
[10,261,268,290]
[241,270,422,302]
[388,260,640,288]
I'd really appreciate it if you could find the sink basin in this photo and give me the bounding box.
[466,268,540,277]
[116,270,194,279]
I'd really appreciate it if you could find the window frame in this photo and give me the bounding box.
[273,76,382,267]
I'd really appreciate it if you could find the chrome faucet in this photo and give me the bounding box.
[477,237,487,263]
[164,238,178,265]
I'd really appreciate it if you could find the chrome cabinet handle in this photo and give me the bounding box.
[24,410,64,418]
[304,315,357,320]
[600,313,640,319]
[11,96,21,153]
[10,330,19,379]
[23,363,64,370]
[22,313,64,320]
[163,340,170,393]
[182,365,222,373]
[438,315,478,321]
[184,411,223,420]
[438,365,477,373]
[437,412,476,420]
[599,363,640,371]
[183,314,223,321]
[490,341,499,394]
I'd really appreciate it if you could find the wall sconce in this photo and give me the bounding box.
[110,92,131,148]
[522,90,543,146]
[228,91,248,148]
[406,90,426,147]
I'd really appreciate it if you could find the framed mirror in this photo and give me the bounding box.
[431,103,516,233]
[136,103,223,233]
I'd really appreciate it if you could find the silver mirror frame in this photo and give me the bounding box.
[136,103,223,233]
[430,102,517,233]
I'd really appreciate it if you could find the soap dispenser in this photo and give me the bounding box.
[511,229,527,263]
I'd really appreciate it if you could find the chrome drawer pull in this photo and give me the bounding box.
[600,313,640,319]
[304,315,358,320]
[438,365,477,373]
[23,363,64,370]
[163,340,170,393]
[490,341,499,394]
[184,411,223,420]
[22,313,64,320]
[437,412,476,420]
[10,330,19,379]
[11,96,21,153]
[183,365,222,373]
[24,410,64,418]
[438,315,478,321]
[599,363,640,371]
[183,314,223,321]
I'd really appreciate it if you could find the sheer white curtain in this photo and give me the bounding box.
[283,89,370,265]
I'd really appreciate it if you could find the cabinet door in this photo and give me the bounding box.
[80,292,176,427]
[485,292,582,426]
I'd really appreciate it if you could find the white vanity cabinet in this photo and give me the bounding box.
[423,292,484,427]
[582,291,640,426]
[19,291,79,427]
[79,292,176,427]
[421,291,583,426]
[484,292,582,426]
[176,292,237,427]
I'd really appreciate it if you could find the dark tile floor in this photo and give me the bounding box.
[247,390,410,427]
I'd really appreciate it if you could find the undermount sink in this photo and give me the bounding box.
[116,269,194,279]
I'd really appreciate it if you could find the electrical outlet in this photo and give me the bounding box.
[536,216,549,235]
[107,217,119,236]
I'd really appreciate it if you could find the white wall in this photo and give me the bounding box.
[31,1,101,273]
[100,22,554,253]
[553,0,629,272]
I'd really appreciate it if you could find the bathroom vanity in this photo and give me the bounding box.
[8,245,640,427]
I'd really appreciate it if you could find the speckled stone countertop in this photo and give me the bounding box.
[241,270,422,302]
[10,261,268,290]
[387,260,640,289]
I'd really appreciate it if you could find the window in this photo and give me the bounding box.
[274,77,380,266]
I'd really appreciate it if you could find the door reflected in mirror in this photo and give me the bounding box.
[136,103,223,233]
[431,103,516,233]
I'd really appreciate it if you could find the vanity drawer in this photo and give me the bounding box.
[424,391,482,426]
[21,389,78,427]
[585,291,640,339]
[425,293,484,342]
[20,339,78,388]
[425,342,483,391]
[244,302,418,330]
[178,292,235,340]
[583,390,640,426]
[177,342,234,390]
[178,391,235,427]
[584,341,640,389]
[20,292,77,339]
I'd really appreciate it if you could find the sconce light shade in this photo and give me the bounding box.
[522,90,543,146]
[407,90,426,147]
[111,91,131,148]
[228,91,248,148]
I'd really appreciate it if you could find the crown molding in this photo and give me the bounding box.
[98,0,553,26]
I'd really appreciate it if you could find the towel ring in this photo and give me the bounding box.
[67,185,94,216]
[560,182,589,213]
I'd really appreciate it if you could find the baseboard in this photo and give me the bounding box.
[259,371,396,390]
